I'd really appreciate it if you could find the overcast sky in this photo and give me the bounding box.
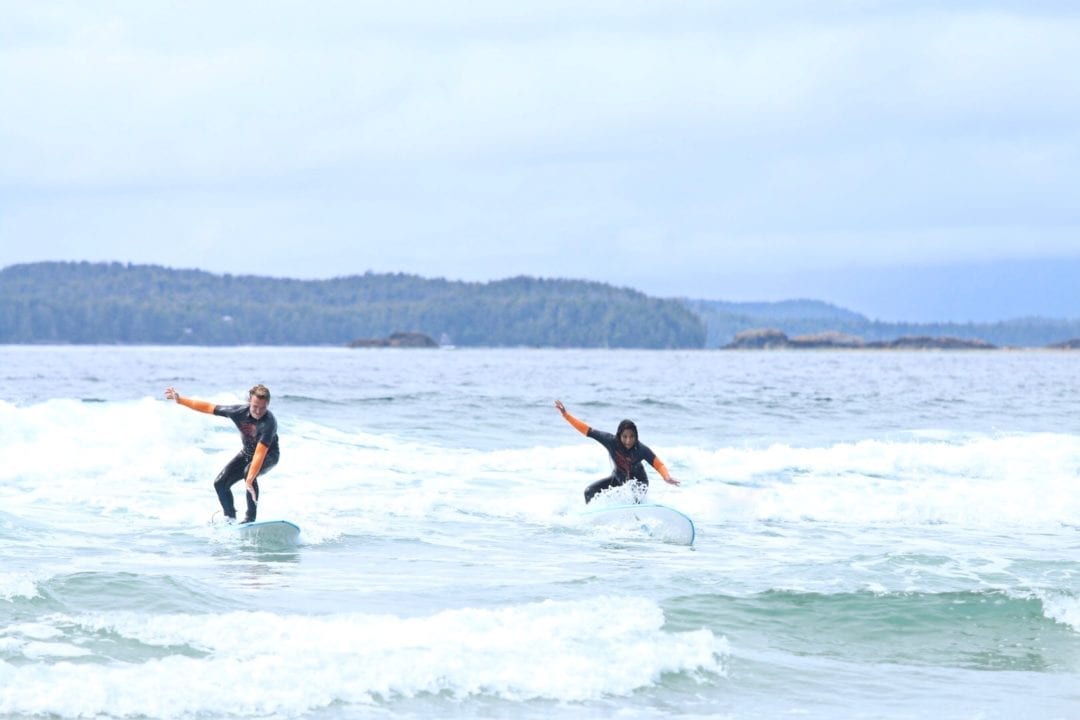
[2,1,1078,320]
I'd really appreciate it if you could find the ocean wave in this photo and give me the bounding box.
[667,588,1080,672]
[0,597,727,717]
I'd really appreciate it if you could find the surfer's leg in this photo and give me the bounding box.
[213,454,248,520]
[584,475,621,504]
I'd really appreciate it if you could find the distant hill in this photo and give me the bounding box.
[0,261,705,348]
[3,261,1078,349]
[684,298,1080,348]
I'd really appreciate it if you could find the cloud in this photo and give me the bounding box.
[5,3,1076,176]
[1,0,1078,308]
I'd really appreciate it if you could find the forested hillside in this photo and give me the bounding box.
[4,262,1076,348]
[0,262,705,348]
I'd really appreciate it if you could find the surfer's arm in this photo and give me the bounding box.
[244,442,270,501]
[650,456,680,486]
[165,387,216,414]
[555,400,590,436]
[246,444,268,483]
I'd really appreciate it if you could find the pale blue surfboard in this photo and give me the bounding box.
[226,519,301,546]
[578,502,696,545]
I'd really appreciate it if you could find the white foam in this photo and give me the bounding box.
[0,572,41,601]
[4,622,61,640]
[22,641,92,659]
[0,597,727,716]
[667,432,1080,528]
[4,399,1078,540]
[1038,591,1080,632]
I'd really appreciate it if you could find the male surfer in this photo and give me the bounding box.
[164,384,280,523]
[554,399,679,503]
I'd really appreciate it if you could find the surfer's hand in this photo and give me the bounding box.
[664,476,681,486]
[165,387,180,402]
[555,399,566,414]
[246,481,257,503]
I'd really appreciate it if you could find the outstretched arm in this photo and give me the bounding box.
[649,456,680,486]
[164,387,216,414]
[554,399,590,436]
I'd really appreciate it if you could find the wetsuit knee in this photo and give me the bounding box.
[584,475,618,504]
[214,454,248,487]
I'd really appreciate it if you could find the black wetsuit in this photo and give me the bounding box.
[213,404,280,521]
[583,427,657,503]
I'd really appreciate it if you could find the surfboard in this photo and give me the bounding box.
[578,502,696,545]
[226,519,301,546]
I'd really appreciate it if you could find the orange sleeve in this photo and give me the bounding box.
[246,442,269,483]
[177,396,216,414]
[650,456,672,482]
[560,410,590,436]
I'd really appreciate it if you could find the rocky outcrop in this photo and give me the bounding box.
[723,328,791,349]
[789,331,866,349]
[865,335,995,350]
[347,331,438,348]
[723,329,866,349]
[723,329,995,350]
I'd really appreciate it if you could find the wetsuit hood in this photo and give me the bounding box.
[616,419,639,446]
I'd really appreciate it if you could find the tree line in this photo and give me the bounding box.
[4,262,1076,348]
[0,262,706,348]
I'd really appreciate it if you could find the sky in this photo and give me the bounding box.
[2,1,1079,321]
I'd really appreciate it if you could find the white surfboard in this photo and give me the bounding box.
[227,519,301,546]
[578,502,696,545]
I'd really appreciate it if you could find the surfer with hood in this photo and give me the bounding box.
[555,399,679,503]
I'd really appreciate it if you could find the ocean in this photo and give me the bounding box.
[1,345,1078,719]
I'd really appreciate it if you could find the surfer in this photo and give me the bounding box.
[554,400,679,503]
[164,384,280,524]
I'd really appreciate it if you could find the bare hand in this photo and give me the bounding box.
[554,399,566,414]
[246,480,258,504]
[664,476,681,486]
[164,387,180,402]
